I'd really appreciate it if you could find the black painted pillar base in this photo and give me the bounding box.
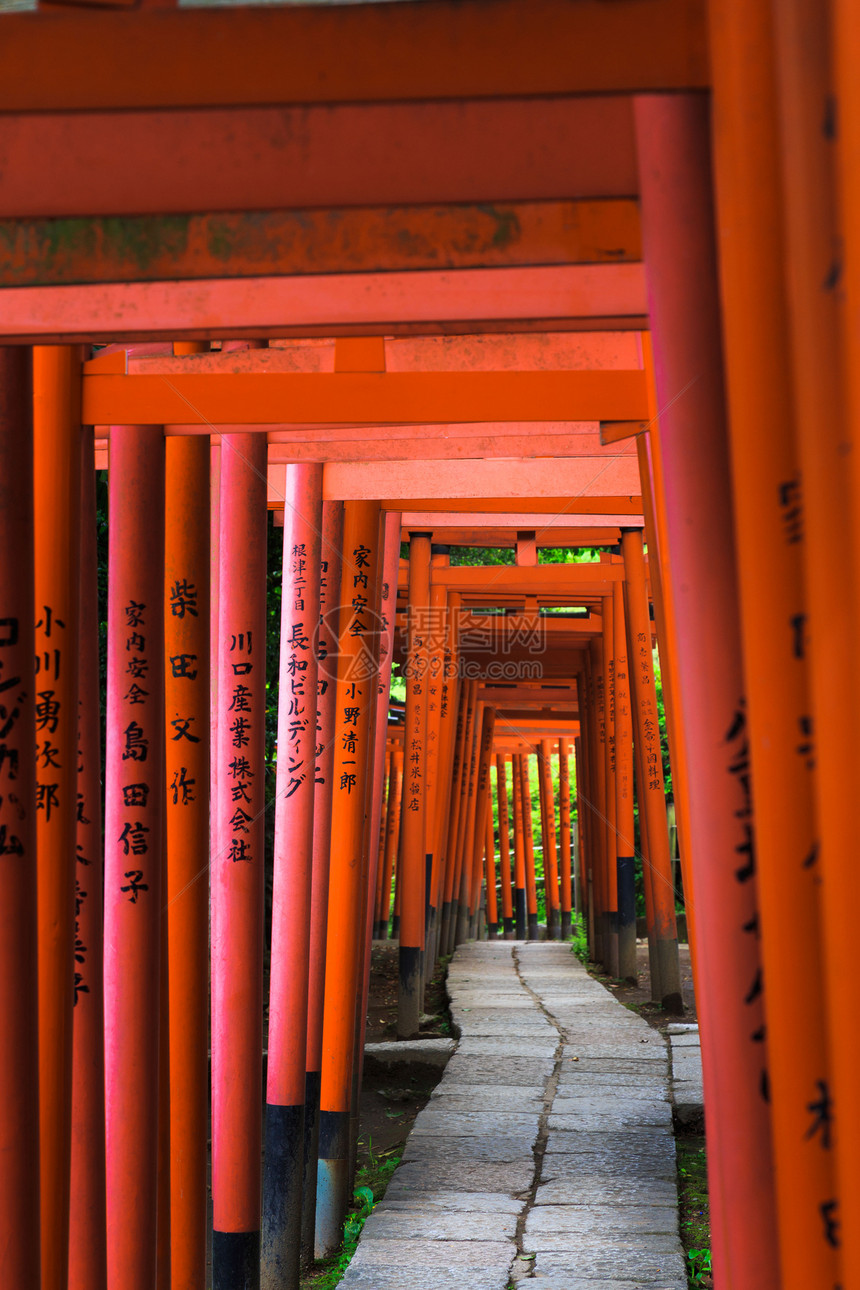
[527,913,539,941]
[213,1230,261,1290]
[515,889,527,939]
[546,909,559,941]
[391,914,400,940]
[315,1109,350,1260]
[487,921,498,940]
[503,916,514,939]
[300,1070,321,1267]
[397,944,422,1038]
[439,901,452,958]
[560,910,572,940]
[262,1103,304,1290]
[617,854,638,982]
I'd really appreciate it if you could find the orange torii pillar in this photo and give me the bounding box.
[399,531,431,1036]
[374,752,392,939]
[621,531,682,1010]
[33,347,81,1290]
[485,806,498,940]
[316,501,382,1257]
[70,427,106,1290]
[212,433,267,1288]
[601,592,619,974]
[0,348,40,1289]
[539,738,561,940]
[423,550,446,969]
[164,435,210,1290]
[520,755,539,941]
[442,679,474,954]
[496,754,515,938]
[511,753,528,939]
[301,500,343,1264]
[263,463,323,1290]
[558,738,573,940]
[455,699,483,945]
[103,423,165,1290]
[381,749,403,938]
[613,579,637,983]
[469,705,496,938]
[588,640,608,964]
[636,92,781,1286]
[574,735,588,923]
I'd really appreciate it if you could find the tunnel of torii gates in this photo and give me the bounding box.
[3,2,860,1290]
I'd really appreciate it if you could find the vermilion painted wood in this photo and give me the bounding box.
[511,753,527,938]
[384,497,643,515]
[0,200,641,288]
[781,7,859,1280]
[557,739,573,936]
[81,369,648,427]
[0,347,40,1290]
[264,463,323,1289]
[600,594,618,974]
[495,756,514,936]
[440,680,471,952]
[103,424,165,1290]
[33,346,81,1290]
[449,686,480,951]
[398,532,431,1037]
[611,582,636,982]
[211,433,267,1279]
[69,428,106,1290]
[301,500,344,1263]
[520,756,539,940]
[485,806,498,938]
[0,263,646,345]
[317,501,382,1257]
[469,706,497,922]
[539,739,561,938]
[163,436,209,1290]
[0,1,707,112]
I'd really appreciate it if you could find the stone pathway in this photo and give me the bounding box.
[667,1023,703,1127]
[341,942,687,1289]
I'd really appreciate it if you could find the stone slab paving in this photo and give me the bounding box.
[339,943,687,1289]
[667,1023,704,1126]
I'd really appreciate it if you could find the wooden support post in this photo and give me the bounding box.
[496,754,514,938]
[521,755,539,941]
[316,501,381,1257]
[511,753,528,939]
[164,435,210,1290]
[558,738,573,940]
[574,735,586,921]
[263,462,323,1290]
[454,698,482,947]
[0,347,40,1290]
[33,346,82,1290]
[485,805,498,940]
[374,753,392,940]
[539,739,561,939]
[442,678,474,954]
[470,706,497,934]
[104,423,165,1290]
[613,580,637,983]
[588,642,608,964]
[621,530,681,1009]
[301,501,343,1265]
[381,750,403,938]
[424,553,448,978]
[399,530,431,1036]
[601,593,619,974]
[430,592,459,968]
[212,433,267,1288]
[69,426,106,1290]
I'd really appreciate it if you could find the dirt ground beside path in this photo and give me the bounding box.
[596,940,697,1029]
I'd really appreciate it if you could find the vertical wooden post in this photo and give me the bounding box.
[521,755,539,941]
[316,501,382,1257]
[429,593,459,969]
[301,501,343,1265]
[33,346,81,1290]
[164,435,210,1290]
[69,426,107,1290]
[511,753,527,939]
[454,698,482,947]
[212,433,267,1288]
[485,804,498,940]
[589,640,608,964]
[496,754,514,938]
[263,463,323,1290]
[398,532,430,1036]
[612,580,637,983]
[380,751,402,939]
[601,593,618,975]
[469,705,497,934]
[621,531,681,1010]
[374,753,392,940]
[558,738,573,940]
[443,678,475,954]
[0,347,40,1289]
[104,423,165,1290]
[539,739,560,940]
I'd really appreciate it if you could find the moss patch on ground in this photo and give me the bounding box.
[676,1134,711,1287]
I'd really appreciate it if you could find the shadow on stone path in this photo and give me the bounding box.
[340,943,687,1289]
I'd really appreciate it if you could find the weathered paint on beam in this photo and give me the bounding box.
[0,200,641,289]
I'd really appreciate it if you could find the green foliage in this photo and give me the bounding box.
[677,1140,710,1289]
[301,1142,402,1289]
[686,1249,712,1286]
[569,912,589,963]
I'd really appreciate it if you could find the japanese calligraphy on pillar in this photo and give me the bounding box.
[282,545,313,801]
[34,605,65,826]
[635,631,663,792]
[338,543,374,798]
[226,631,255,862]
[116,599,155,902]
